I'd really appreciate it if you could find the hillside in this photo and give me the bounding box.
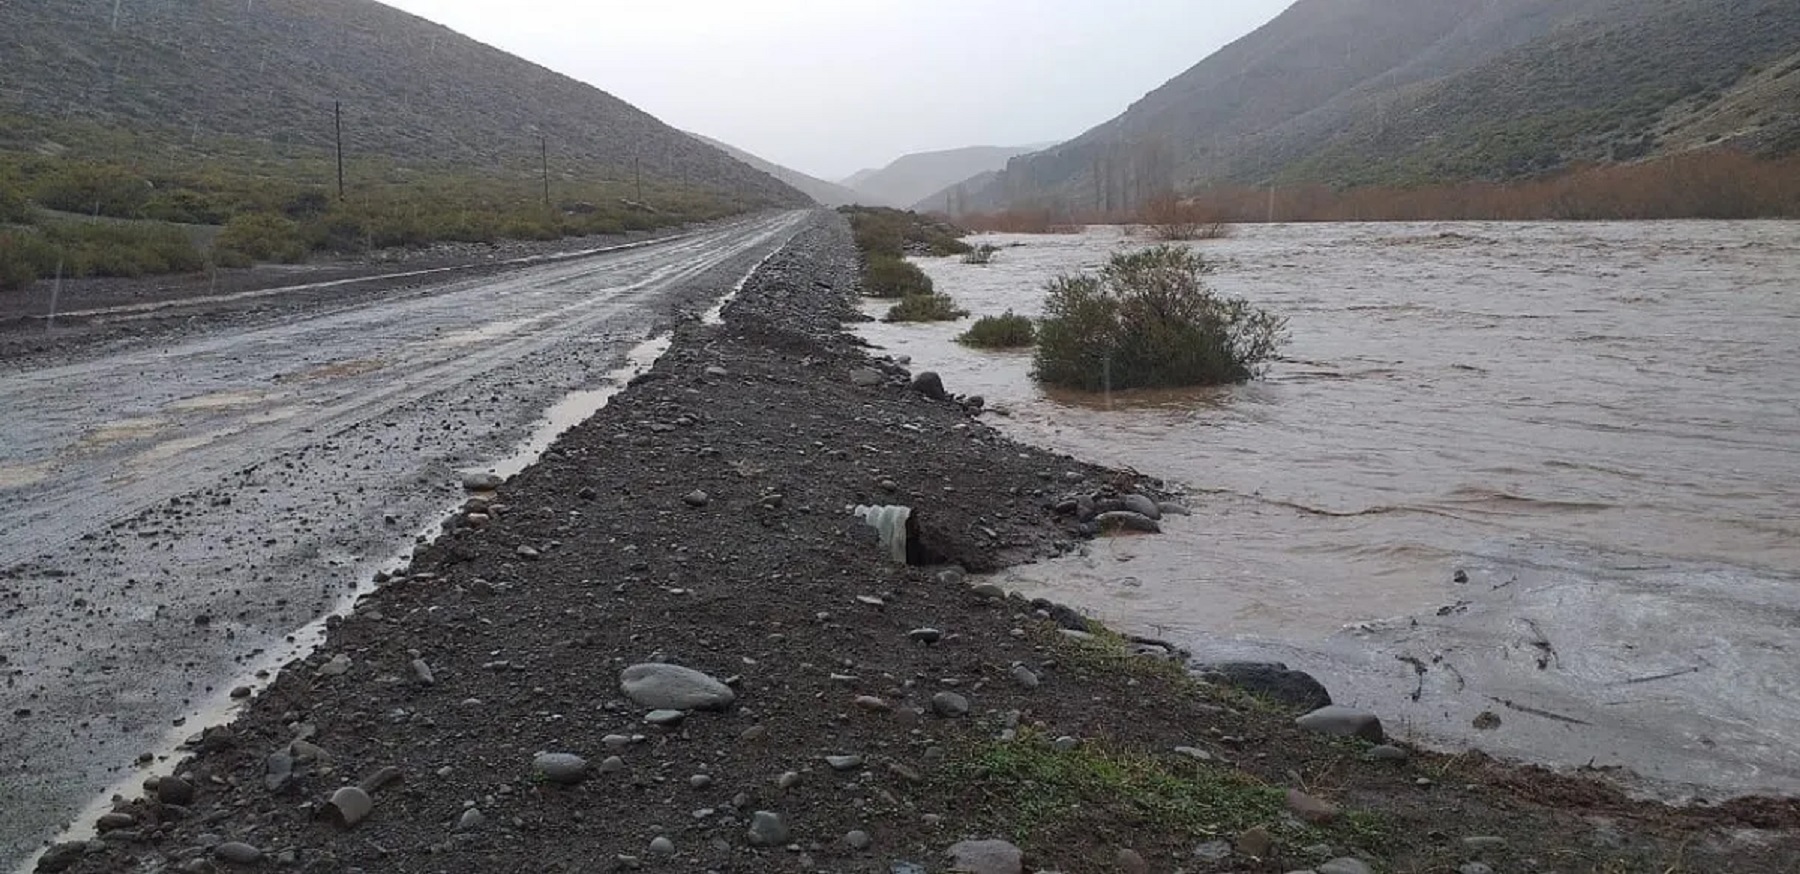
[0,0,802,206]
[840,145,1050,211]
[687,133,870,207]
[954,0,1800,214]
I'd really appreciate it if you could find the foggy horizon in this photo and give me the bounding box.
[375,0,1293,181]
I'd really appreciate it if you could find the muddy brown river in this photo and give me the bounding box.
[859,221,1800,800]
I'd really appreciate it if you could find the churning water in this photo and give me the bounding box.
[857,221,1800,799]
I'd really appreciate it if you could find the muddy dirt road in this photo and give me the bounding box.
[0,210,808,868]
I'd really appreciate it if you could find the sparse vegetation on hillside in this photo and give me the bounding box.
[958,311,1036,349]
[1035,246,1285,391]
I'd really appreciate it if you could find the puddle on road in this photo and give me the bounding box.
[428,316,545,349]
[277,358,387,383]
[77,417,169,448]
[166,390,275,412]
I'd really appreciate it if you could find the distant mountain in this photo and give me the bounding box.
[956,0,1800,213]
[838,169,881,190]
[687,133,870,207]
[0,0,804,206]
[844,145,1051,212]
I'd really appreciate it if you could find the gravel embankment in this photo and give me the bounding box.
[41,213,1800,874]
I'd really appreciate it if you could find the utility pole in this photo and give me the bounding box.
[334,100,345,200]
[540,134,550,209]
[1267,184,1276,223]
[634,157,642,202]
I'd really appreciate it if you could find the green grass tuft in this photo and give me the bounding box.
[885,293,969,323]
[862,254,934,299]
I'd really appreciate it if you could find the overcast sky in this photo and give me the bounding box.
[378,0,1291,180]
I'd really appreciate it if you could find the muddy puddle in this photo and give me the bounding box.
[857,220,1800,799]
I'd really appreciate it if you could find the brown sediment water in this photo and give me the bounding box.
[857,220,1800,799]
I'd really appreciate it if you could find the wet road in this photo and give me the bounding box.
[0,210,807,867]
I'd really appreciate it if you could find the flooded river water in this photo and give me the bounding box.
[857,221,1800,799]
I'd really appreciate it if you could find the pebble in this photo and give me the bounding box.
[930,691,970,718]
[603,734,632,748]
[214,842,262,864]
[1115,848,1148,874]
[155,776,195,806]
[1462,836,1508,851]
[777,770,802,790]
[826,754,865,771]
[1052,735,1080,751]
[1237,825,1273,858]
[1157,501,1192,516]
[533,752,590,785]
[907,627,944,644]
[689,774,713,789]
[95,813,135,832]
[456,808,486,831]
[515,544,540,560]
[323,786,372,828]
[970,583,1006,599]
[1364,744,1409,762]
[853,695,892,712]
[747,811,789,847]
[845,829,872,851]
[599,756,627,774]
[316,654,351,677]
[644,709,686,726]
[1095,511,1160,533]
[1318,860,1374,874]
[1010,665,1040,689]
[619,663,736,710]
[1460,864,1495,874]
[1173,746,1213,762]
[411,659,435,685]
[683,489,710,507]
[849,367,883,386]
[461,471,503,490]
[1194,841,1232,861]
[1295,705,1385,742]
[1286,788,1341,824]
[649,836,675,855]
[1121,493,1162,519]
[945,839,1023,874]
[229,686,252,699]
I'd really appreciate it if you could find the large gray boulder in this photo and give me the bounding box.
[1201,662,1332,711]
[1296,705,1384,743]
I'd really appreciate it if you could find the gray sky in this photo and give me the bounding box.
[379,0,1292,181]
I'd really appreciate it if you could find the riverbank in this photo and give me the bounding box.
[40,213,1800,874]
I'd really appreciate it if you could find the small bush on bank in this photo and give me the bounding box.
[40,222,206,278]
[1034,245,1285,391]
[841,206,972,257]
[885,293,969,323]
[213,212,308,267]
[30,162,154,218]
[959,311,1036,348]
[0,230,61,290]
[863,254,934,298]
[962,243,1000,265]
[0,185,36,225]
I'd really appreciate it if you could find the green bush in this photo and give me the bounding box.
[30,163,154,218]
[842,206,971,257]
[962,243,1000,265]
[214,212,308,266]
[885,293,968,323]
[0,229,62,290]
[863,254,934,298]
[959,311,1036,348]
[0,184,36,225]
[1034,245,1286,391]
[40,222,206,278]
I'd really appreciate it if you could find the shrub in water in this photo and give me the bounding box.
[962,243,1000,265]
[885,293,969,323]
[958,311,1036,348]
[863,254,933,298]
[1034,245,1285,390]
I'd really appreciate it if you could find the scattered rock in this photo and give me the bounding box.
[683,489,711,508]
[853,695,892,712]
[1295,705,1384,742]
[845,830,872,851]
[849,367,883,387]
[35,843,87,872]
[515,544,540,560]
[461,471,503,491]
[1157,501,1192,516]
[154,776,195,806]
[826,755,865,771]
[1473,711,1502,730]
[1115,848,1148,874]
[1010,665,1040,689]
[645,709,686,726]
[214,842,262,865]
[908,627,944,644]
[930,691,970,718]
[316,654,352,677]
[1121,493,1162,519]
[1318,859,1374,874]
[532,752,590,785]
[1364,744,1409,763]
[95,812,135,832]
[410,659,434,686]
[456,808,486,831]
[777,771,802,790]
[912,372,949,402]
[619,663,735,710]
[1194,840,1232,861]
[322,785,372,829]
[1052,735,1080,751]
[1202,662,1332,711]
[1287,788,1341,824]
[1095,511,1160,533]
[649,836,675,855]
[1237,825,1273,858]
[945,839,1023,874]
[1462,836,1508,851]
[747,811,789,847]
[1460,864,1496,874]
